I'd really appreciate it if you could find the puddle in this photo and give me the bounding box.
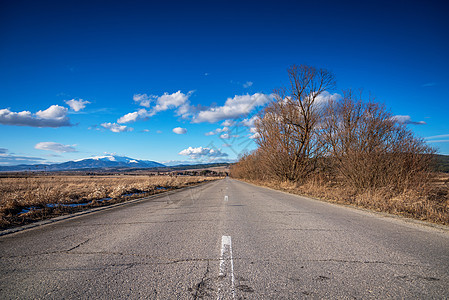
[121,192,147,197]
[19,206,40,215]
[18,197,113,215]
[17,186,170,217]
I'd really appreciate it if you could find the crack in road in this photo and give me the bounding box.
[192,260,211,299]
[66,239,90,252]
[0,250,424,268]
[57,219,219,227]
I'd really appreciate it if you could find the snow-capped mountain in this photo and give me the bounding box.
[0,155,165,171]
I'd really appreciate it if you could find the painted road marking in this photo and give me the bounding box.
[218,235,235,299]
[224,195,228,202]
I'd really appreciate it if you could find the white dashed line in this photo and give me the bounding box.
[218,235,235,299]
[224,195,228,202]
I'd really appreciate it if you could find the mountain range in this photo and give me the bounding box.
[0,155,165,172]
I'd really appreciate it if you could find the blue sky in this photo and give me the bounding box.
[1,0,448,166]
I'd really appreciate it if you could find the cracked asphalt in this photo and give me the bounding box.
[1,178,448,299]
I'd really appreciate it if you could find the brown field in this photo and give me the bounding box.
[240,173,449,225]
[0,175,219,229]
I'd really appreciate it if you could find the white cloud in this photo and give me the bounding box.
[65,99,90,112]
[36,105,68,119]
[173,127,187,134]
[120,91,193,124]
[391,115,426,125]
[241,115,259,127]
[101,122,133,133]
[0,105,71,127]
[0,153,46,165]
[425,134,449,140]
[193,93,273,123]
[314,91,342,105]
[35,142,77,153]
[219,133,239,139]
[153,91,190,112]
[427,139,449,143]
[142,129,150,132]
[178,146,228,160]
[425,133,449,143]
[133,94,154,108]
[117,108,149,124]
[221,120,235,126]
[243,81,253,88]
[205,126,229,136]
[249,132,261,139]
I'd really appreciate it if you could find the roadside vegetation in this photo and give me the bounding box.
[0,175,219,229]
[231,64,448,225]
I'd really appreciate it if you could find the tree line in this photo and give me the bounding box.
[231,65,434,193]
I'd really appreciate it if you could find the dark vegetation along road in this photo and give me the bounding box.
[1,178,448,299]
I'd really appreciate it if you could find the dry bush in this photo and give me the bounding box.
[231,64,445,225]
[322,89,434,193]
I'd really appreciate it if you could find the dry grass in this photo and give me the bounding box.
[242,173,449,225]
[0,175,218,229]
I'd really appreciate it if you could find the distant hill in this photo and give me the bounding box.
[434,154,449,173]
[0,155,165,172]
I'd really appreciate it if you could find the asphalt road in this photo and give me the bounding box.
[1,178,448,299]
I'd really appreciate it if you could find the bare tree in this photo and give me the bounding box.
[255,64,336,182]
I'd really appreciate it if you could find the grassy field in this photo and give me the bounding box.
[240,173,449,225]
[0,175,219,229]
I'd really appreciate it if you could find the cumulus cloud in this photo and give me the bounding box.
[0,105,72,128]
[249,132,261,139]
[219,133,239,139]
[205,126,229,136]
[35,142,77,153]
[117,108,149,124]
[101,122,133,133]
[119,91,193,124]
[65,99,90,112]
[173,127,187,134]
[221,120,235,126]
[314,91,342,105]
[152,91,190,113]
[193,93,273,123]
[133,94,154,107]
[178,146,228,160]
[243,81,253,88]
[241,115,259,127]
[391,115,426,125]
[36,105,68,119]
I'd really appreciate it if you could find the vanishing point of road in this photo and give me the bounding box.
[1,178,448,299]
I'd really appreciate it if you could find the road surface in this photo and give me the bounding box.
[1,178,448,299]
